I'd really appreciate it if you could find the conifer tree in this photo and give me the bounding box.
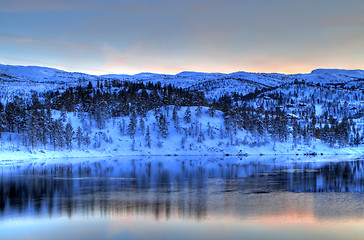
[145,125,151,148]
[139,117,145,135]
[127,110,137,138]
[195,106,202,117]
[76,126,83,149]
[65,122,74,150]
[157,113,169,138]
[184,107,191,123]
[172,106,180,132]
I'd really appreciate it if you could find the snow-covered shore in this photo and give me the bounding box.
[0,141,362,162]
[0,105,362,163]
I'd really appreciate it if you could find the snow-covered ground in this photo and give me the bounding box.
[1,140,362,162]
[2,63,364,103]
[0,63,364,162]
[0,106,362,162]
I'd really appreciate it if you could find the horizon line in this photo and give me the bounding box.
[1,61,363,77]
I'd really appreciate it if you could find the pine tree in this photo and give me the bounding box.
[127,110,137,138]
[119,119,126,135]
[292,120,301,148]
[184,107,191,123]
[157,113,169,138]
[354,131,362,146]
[172,106,180,132]
[76,126,83,149]
[38,109,49,146]
[145,125,151,148]
[195,106,202,117]
[94,101,108,129]
[50,119,65,150]
[64,122,74,150]
[131,138,136,151]
[172,105,178,121]
[5,102,21,132]
[207,106,215,117]
[26,110,38,149]
[60,108,67,122]
[83,131,91,148]
[207,122,215,140]
[139,117,145,135]
[197,130,205,143]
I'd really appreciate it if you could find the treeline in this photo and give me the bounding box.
[0,80,207,150]
[0,78,363,151]
[0,96,91,150]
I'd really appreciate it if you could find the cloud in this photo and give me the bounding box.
[1,0,364,75]
[0,33,97,52]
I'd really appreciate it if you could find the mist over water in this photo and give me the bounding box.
[1,156,364,239]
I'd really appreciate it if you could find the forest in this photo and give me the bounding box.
[0,78,363,152]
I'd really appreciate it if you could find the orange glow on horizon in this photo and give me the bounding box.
[1,55,363,76]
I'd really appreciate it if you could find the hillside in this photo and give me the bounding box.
[0,63,363,160]
[1,63,364,101]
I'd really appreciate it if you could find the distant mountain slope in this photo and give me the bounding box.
[0,64,99,83]
[1,64,363,102]
[293,69,364,85]
[0,63,363,157]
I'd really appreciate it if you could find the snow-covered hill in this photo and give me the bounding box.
[292,69,364,86]
[1,64,364,103]
[0,64,99,83]
[1,106,362,161]
[0,63,363,160]
[0,64,101,103]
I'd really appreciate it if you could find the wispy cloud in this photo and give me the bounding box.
[1,0,364,74]
[0,33,98,52]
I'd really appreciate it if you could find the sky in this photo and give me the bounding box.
[0,0,364,75]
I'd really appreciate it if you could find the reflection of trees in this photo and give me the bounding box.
[1,158,364,219]
[288,160,364,192]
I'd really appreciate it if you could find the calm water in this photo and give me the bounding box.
[1,156,364,240]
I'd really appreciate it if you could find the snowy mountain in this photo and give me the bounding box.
[0,64,101,103]
[292,69,364,86]
[0,63,363,159]
[1,63,364,103]
[0,64,99,83]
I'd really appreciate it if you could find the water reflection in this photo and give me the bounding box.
[1,156,364,221]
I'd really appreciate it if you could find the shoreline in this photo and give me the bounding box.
[0,148,363,163]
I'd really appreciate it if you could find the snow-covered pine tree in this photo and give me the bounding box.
[64,122,74,150]
[184,107,191,123]
[195,106,202,117]
[127,110,137,138]
[76,126,83,149]
[139,117,145,135]
[157,113,169,138]
[145,125,151,148]
[172,106,180,132]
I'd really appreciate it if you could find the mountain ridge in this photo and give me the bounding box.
[0,63,363,159]
[1,63,364,101]
[1,62,364,80]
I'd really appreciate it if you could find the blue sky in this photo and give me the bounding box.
[1,0,364,75]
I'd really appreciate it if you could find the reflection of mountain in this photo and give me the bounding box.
[1,157,364,220]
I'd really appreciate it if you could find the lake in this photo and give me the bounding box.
[1,156,364,240]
